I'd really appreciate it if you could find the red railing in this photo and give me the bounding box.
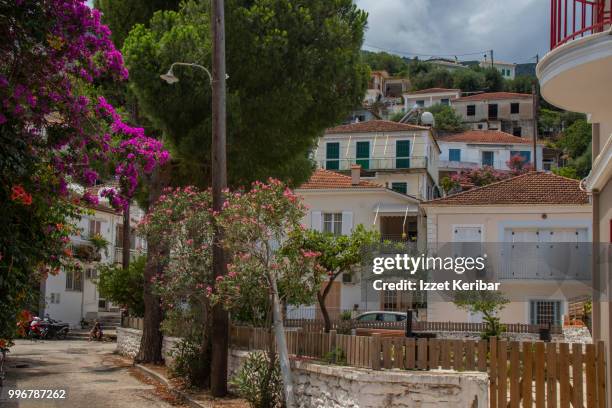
[551,0,612,49]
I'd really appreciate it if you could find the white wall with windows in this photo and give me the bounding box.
[437,141,544,171]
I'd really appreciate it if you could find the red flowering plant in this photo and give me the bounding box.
[138,186,214,336]
[211,179,322,327]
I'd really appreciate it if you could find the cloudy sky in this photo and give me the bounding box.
[355,0,549,64]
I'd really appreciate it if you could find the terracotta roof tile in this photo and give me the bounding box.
[437,130,535,144]
[326,120,429,134]
[454,92,532,102]
[425,172,589,206]
[299,169,382,189]
[407,88,460,95]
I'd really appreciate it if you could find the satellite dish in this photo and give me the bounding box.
[421,111,435,127]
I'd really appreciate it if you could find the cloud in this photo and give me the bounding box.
[356,0,549,63]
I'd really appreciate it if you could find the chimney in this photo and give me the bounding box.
[351,164,361,185]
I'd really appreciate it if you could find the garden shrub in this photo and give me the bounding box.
[230,351,283,408]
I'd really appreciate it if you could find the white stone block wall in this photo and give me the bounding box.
[116,327,182,366]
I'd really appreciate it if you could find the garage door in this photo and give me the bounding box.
[503,228,589,279]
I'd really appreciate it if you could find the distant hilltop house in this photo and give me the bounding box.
[43,185,146,328]
[452,92,535,137]
[426,57,468,71]
[402,88,461,110]
[480,59,517,79]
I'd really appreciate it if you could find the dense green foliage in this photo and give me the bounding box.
[361,50,408,75]
[97,256,146,316]
[454,291,509,339]
[123,0,369,188]
[230,351,283,408]
[424,104,466,133]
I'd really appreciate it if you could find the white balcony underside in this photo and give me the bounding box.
[537,30,612,118]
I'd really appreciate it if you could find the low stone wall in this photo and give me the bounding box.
[433,327,592,344]
[119,328,489,408]
[116,327,181,366]
[228,350,488,408]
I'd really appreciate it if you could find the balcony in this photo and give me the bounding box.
[537,0,612,118]
[318,156,428,172]
[113,247,144,264]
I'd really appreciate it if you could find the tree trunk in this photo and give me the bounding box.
[135,167,168,364]
[271,274,295,408]
[317,275,337,333]
[122,204,130,270]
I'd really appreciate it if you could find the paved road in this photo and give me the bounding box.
[1,339,175,408]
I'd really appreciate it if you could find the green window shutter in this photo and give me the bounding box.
[326,143,340,170]
[356,141,370,170]
[396,140,410,168]
[391,182,407,194]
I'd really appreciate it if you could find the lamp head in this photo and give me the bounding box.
[160,69,179,84]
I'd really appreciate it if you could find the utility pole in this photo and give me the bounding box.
[490,49,494,68]
[532,82,539,171]
[210,0,229,397]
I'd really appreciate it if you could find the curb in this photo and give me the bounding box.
[134,364,208,408]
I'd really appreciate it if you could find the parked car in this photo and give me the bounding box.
[353,311,417,337]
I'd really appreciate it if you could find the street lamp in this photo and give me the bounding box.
[160,62,214,85]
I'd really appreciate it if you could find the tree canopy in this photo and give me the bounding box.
[122,0,369,188]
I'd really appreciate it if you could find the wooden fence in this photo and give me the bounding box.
[230,326,606,407]
[284,319,563,334]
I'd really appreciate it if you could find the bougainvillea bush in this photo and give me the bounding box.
[0,0,168,344]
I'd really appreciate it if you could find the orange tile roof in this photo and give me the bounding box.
[425,172,589,206]
[407,88,460,95]
[454,92,532,102]
[437,130,534,144]
[326,120,429,134]
[299,169,382,189]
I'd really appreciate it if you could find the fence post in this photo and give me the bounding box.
[329,330,337,362]
[371,333,381,370]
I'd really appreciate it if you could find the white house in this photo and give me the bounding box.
[292,167,424,319]
[423,172,592,326]
[436,130,544,178]
[42,186,146,328]
[480,59,517,79]
[403,88,461,111]
[313,120,441,200]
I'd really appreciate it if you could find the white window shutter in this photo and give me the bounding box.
[341,211,353,235]
[311,211,322,232]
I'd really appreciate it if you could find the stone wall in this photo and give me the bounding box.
[116,327,181,366]
[229,350,489,408]
[119,328,489,408]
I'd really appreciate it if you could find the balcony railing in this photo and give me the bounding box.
[318,156,428,171]
[114,247,144,264]
[550,0,612,49]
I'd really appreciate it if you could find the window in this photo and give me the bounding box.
[482,151,494,167]
[89,219,101,238]
[510,102,520,114]
[66,271,83,291]
[467,105,476,116]
[325,142,340,170]
[50,293,60,304]
[357,114,366,122]
[382,290,398,310]
[488,103,498,119]
[440,98,450,106]
[512,127,522,136]
[477,123,484,130]
[395,140,410,168]
[357,313,377,322]
[530,300,562,325]
[355,141,370,170]
[449,148,461,162]
[391,182,407,194]
[323,213,342,235]
[510,150,531,163]
[416,100,425,107]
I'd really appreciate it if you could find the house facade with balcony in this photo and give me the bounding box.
[479,59,517,79]
[402,88,461,111]
[436,130,544,179]
[423,172,592,326]
[452,92,534,137]
[536,0,612,401]
[293,167,424,319]
[42,187,146,328]
[314,120,441,200]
